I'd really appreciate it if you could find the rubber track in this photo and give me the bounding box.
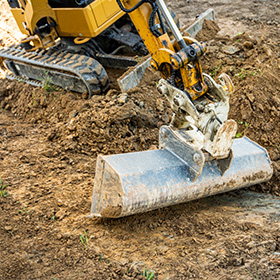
[0,44,109,97]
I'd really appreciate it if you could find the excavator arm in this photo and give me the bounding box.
[118,0,208,100]
[118,0,236,161]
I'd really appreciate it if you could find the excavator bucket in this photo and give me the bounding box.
[91,137,273,218]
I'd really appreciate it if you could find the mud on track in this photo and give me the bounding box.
[0,0,280,279]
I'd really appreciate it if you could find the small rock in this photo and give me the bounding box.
[47,131,56,141]
[57,199,63,207]
[217,53,226,59]
[257,103,264,112]
[263,45,272,56]
[56,209,67,220]
[107,89,118,96]
[260,134,268,143]
[262,124,271,133]
[118,93,128,104]
[222,45,240,55]
[40,150,54,158]
[243,41,254,49]
[66,240,73,246]
[232,257,244,266]
[67,119,76,131]
[139,101,145,108]
[82,91,88,99]
[246,93,255,103]
[156,99,165,111]
[4,226,12,231]
[148,145,157,150]
[90,245,101,255]
[35,226,40,231]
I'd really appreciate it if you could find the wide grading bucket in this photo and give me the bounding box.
[91,137,273,218]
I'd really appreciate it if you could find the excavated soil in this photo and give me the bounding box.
[0,0,280,279]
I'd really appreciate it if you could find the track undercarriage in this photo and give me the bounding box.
[0,13,147,96]
[0,43,111,97]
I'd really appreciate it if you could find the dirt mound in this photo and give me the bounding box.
[0,69,171,158]
[196,20,221,41]
[201,32,280,195]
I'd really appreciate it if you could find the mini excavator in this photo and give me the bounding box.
[2,0,273,218]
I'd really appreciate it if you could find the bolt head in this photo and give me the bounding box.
[193,153,202,164]
[173,97,180,106]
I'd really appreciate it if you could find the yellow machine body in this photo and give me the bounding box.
[11,0,125,38]
[9,0,207,99]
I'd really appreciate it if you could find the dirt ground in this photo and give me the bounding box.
[0,0,280,279]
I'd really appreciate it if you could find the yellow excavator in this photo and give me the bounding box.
[2,0,273,218]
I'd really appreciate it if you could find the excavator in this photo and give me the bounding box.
[1,0,273,218]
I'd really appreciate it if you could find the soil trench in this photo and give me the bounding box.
[0,0,280,279]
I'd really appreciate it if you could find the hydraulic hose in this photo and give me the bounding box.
[116,0,148,13]
[148,2,166,37]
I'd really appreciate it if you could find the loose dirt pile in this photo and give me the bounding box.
[202,29,280,195]
[0,68,170,156]
[1,0,280,279]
